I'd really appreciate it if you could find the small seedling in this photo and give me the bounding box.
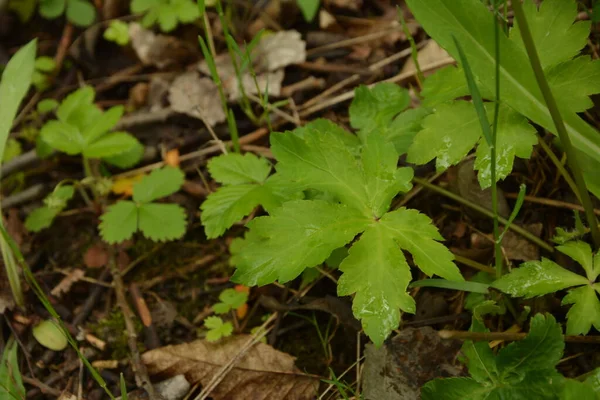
[297,0,320,22]
[38,0,96,27]
[422,314,598,399]
[100,167,187,243]
[131,0,200,32]
[32,319,68,351]
[493,241,600,335]
[104,20,130,46]
[32,56,56,91]
[213,287,248,314]
[203,316,233,342]
[0,338,26,399]
[25,184,74,232]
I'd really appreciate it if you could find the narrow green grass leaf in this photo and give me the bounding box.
[409,278,489,294]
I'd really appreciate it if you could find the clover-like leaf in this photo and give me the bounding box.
[99,201,138,244]
[83,132,139,158]
[104,20,130,46]
[204,316,233,342]
[137,203,186,242]
[131,0,198,32]
[213,288,248,314]
[39,0,66,19]
[66,0,96,27]
[133,167,185,203]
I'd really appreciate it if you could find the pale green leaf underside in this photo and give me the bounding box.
[405,0,600,198]
[562,285,600,335]
[462,319,497,383]
[208,153,272,185]
[231,200,368,286]
[133,167,185,203]
[25,207,59,232]
[492,258,589,298]
[0,339,25,399]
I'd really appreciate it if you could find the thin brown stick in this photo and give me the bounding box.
[504,193,600,216]
[439,329,600,344]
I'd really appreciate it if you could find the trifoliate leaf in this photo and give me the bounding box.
[350,83,411,143]
[385,107,432,155]
[40,120,85,155]
[83,132,139,158]
[474,105,537,188]
[34,56,56,73]
[133,167,185,203]
[421,65,469,107]
[39,0,66,19]
[207,153,271,185]
[104,20,130,46]
[548,57,600,114]
[337,223,415,347]
[172,0,199,23]
[562,285,600,335]
[66,0,96,27]
[0,339,25,399]
[213,288,248,314]
[99,201,138,244]
[204,316,233,342]
[84,105,124,144]
[131,0,157,13]
[272,125,370,214]
[201,184,275,239]
[407,101,480,171]
[56,86,95,124]
[496,314,564,377]
[493,258,589,298]
[158,5,178,32]
[32,320,68,351]
[556,241,595,281]
[138,203,186,242]
[231,200,369,286]
[421,377,489,400]
[509,0,590,69]
[297,0,319,21]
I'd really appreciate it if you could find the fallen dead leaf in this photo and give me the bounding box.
[253,31,306,72]
[142,335,319,399]
[362,327,464,400]
[401,40,452,77]
[112,174,145,197]
[83,243,109,268]
[168,71,227,126]
[129,23,196,69]
[501,223,543,261]
[51,269,85,298]
[164,148,180,167]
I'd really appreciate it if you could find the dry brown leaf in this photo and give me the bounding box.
[142,335,319,399]
[168,71,227,126]
[501,223,543,261]
[401,40,452,76]
[253,30,306,72]
[51,269,85,298]
[129,23,196,69]
[84,243,110,268]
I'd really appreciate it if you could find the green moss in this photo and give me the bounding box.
[89,308,144,360]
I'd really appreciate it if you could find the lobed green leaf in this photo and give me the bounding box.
[133,167,185,203]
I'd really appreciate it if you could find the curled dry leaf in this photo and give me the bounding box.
[253,30,306,72]
[129,23,196,69]
[168,71,227,126]
[83,243,110,268]
[401,40,452,77]
[142,335,319,399]
[50,269,85,297]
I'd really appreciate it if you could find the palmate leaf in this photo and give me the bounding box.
[562,285,600,335]
[406,0,600,196]
[208,153,271,185]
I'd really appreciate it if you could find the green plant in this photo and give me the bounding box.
[0,39,37,308]
[100,167,187,243]
[422,314,599,399]
[38,0,96,27]
[406,0,600,198]
[32,319,69,351]
[131,0,200,32]
[201,83,463,346]
[213,288,248,314]
[203,316,233,342]
[0,338,25,399]
[39,86,143,171]
[104,20,130,46]
[32,56,56,91]
[297,0,320,22]
[25,184,74,232]
[493,241,600,335]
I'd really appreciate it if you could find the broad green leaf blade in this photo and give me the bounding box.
[39,0,66,18]
[231,200,368,286]
[474,104,537,188]
[421,65,469,107]
[103,141,144,169]
[83,132,139,158]
[584,367,600,394]
[421,377,490,400]
[84,105,124,144]
[509,0,590,69]
[547,57,600,114]
[405,0,600,198]
[496,314,564,377]
[24,207,59,232]
[361,134,413,217]
[138,203,186,242]
[56,86,95,124]
[271,124,370,214]
[207,153,271,185]
[562,285,600,335]
[594,253,600,284]
[492,369,565,399]
[219,288,248,309]
[337,223,415,347]
[350,83,410,143]
[556,241,595,281]
[381,208,463,282]
[201,184,273,239]
[0,39,36,163]
[560,379,597,400]
[66,0,96,26]
[0,339,25,400]
[133,167,185,203]
[32,319,68,351]
[386,107,432,155]
[39,120,85,155]
[407,101,480,171]
[99,201,138,244]
[462,318,497,383]
[492,258,589,298]
[297,0,319,22]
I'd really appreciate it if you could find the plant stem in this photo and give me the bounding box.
[491,0,502,278]
[536,134,582,204]
[512,0,600,249]
[413,177,553,253]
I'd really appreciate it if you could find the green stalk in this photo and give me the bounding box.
[512,0,600,249]
[398,7,424,87]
